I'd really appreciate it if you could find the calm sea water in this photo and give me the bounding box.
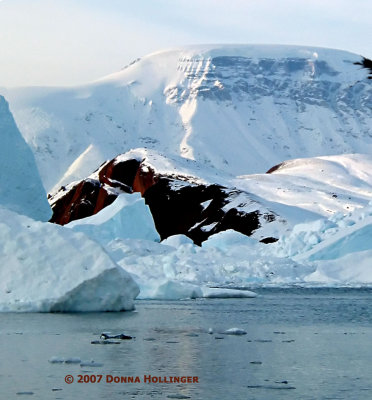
[1,288,372,399]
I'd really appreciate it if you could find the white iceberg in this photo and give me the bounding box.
[223,328,247,335]
[67,192,160,244]
[0,96,51,221]
[0,207,139,312]
[202,287,257,298]
[154,280,203,300]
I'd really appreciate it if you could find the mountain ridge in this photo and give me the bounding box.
[3,44,371,193]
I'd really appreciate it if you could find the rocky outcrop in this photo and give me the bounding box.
[354,57,372,79]
[50,179,117,225]
[143,179,265,245]
[49,155,279,244]
[266,162,285,174]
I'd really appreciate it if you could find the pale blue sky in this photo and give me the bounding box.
[0,0,371,87]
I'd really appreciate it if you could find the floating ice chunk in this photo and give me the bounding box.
[154,280,203,300]
[15,392,34,396]
[224,328,247,335]
[208,328,214,334]
[48,356,65,364]
[0,207,139,312]
[202,287,257,298]
[64,357,81,364]
[67,193,160,244]
[100,333,133,340]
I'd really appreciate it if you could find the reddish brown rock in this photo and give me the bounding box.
[49,155,279,244]
[266,162,285,174]
[50,179,117,225]
[132,165,158,195]
[50,158,143,225]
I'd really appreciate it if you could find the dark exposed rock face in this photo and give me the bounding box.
[49,156,279,244]
[354,57,372,79]
[266,162,285,174]
[143,179,264,245]
[98,158,140,192]
[50,158,141,225]
[50,179,116,225]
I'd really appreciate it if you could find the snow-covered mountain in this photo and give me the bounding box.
[4,45,372,193]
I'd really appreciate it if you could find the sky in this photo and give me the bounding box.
[0,0,371,87]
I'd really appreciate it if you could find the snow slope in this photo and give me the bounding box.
[0,95,51,221]
[4,45,371,193]
[233,153,372,225]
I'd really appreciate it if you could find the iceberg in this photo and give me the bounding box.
[67,192,160,244]
[154,280,203,300]
[0,207,139,312]
[0,96,51,221]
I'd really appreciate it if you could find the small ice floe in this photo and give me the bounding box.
[250,361,262,365]
[48,356,65,364]
[80,360,104,367]
[208,328,214,334]
[167,395,191,399]
[223,328,247,335]
[100,333,133,340]
[202,287,257,298]
[64,357,81,364]
[215,337,224,340]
